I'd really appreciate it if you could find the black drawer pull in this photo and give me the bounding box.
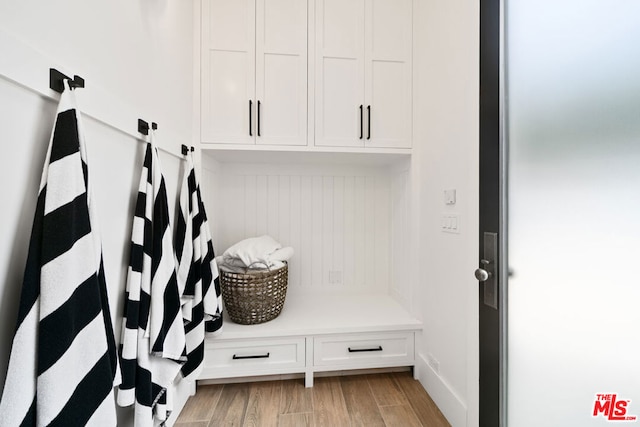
[232,352,270,360]
[348,346,383,353]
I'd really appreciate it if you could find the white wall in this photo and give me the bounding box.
[413,1,480,426]
[0,1,195,425]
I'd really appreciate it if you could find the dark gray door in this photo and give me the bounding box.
[478,0,504,425]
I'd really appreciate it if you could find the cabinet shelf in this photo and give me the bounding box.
[201,144,411,166]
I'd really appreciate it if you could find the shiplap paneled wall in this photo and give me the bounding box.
[201,159,411,298]
[389,165,412,307]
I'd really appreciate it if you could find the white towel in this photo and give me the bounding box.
[175,149,223,381]
[0,82,120,426]
[271,246,295,263]
[118,130,186,426]
[222,235,294,270]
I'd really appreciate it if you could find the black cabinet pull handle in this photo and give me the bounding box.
[367,105,371,140]
[249,100,253,136]
[348,346,383,353]
[232,352,270,360]
[359,104,364,139]
[257,100,261,137]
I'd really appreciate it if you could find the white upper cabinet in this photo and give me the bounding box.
[314,0,365,148]
[315,0,412,149]
[201,0,307,145]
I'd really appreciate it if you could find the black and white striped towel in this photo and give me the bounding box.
[175,150,223,381]
[0,81,120,426]
[117,131,186,426]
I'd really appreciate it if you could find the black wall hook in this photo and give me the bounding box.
[138,119,158,135]
[138,119,149,135]
[50,68,85,93]
[181,144,195,155]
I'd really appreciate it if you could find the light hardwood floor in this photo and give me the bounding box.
[175,371,450,427]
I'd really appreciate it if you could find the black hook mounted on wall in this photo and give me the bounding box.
[181,144,195,156]
[138,119,158,135]
[49,68,85,93]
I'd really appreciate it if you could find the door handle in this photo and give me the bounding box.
[249,100,253,136]
[477,232,498,309]
[359,104,364,139]
[475,267,491,282]
[475,259,492,281]
[367,105,371,140]
[257,100,261,137]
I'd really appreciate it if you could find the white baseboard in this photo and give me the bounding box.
[416,353,467,427]
[198,366,412,386]
[165,379,196,427]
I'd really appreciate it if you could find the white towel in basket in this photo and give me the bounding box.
[222,235,293,270]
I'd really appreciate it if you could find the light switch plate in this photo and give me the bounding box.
[441,214,460,233]
[444,189,456,205]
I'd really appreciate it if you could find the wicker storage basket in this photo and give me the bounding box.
[220,263,288,325]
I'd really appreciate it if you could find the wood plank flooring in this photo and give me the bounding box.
[175,372,450,427]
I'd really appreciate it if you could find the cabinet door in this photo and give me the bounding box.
[315,0,366,147]
[364,0,412,148]
[202,0,256,144]
[255,0,308,146]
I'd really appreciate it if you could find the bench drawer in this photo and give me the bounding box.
[199,337,305,379]
[313,332,414,368]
